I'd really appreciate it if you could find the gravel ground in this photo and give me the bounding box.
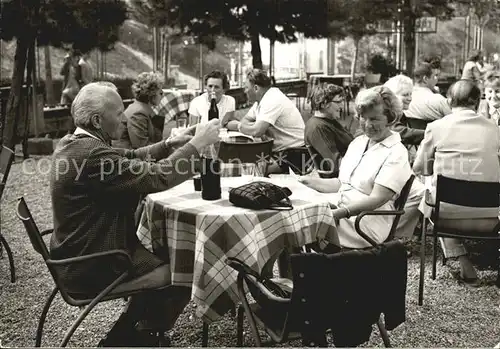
[1,156,499,348]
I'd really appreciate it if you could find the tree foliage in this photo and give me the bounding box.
[1,0,127,52]
[128,0,347,69]
[0,0,127,149]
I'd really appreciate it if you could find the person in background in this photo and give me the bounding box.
[304,83,353,177]
[423,55,442,93]
[413,80,500,285]
[228,69,305,174]
[478,70,500,125]
[300,86,416,248]
[461,50,484,85]
[117,72,165,149]
[189,70,236,127]
[50,82,220,346]
[60,53,72,89]
[406,62,451,122]
[77,52,93,87]
[60,52,81,105]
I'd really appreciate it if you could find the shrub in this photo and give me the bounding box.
[366,53,398,82]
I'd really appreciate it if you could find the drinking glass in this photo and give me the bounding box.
[240,163,255,183]
[177,118,187,129]
[219,128,228,141]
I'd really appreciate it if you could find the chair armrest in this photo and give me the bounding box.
[424,189,435,207]
[47,249,133,271]
[354,210,405,247]
[41,229,53,236]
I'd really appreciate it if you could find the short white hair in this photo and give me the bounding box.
[71,82,119,129]
[383,75,413,96]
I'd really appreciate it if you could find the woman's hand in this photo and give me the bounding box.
[331,207,348,220]
[298,176,341,193]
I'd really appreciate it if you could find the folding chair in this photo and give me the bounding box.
[16,197,173,347]
[418,175,500,305]
[0,146,15,282]
[356,174,415,245]
[227,234,408,347]
[218,139,273,177]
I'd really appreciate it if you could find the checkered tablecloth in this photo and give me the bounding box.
[136,176,339,323]
[153,89,197,131]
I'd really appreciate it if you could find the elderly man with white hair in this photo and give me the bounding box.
[49,82,220,346]
[384,75,425,148]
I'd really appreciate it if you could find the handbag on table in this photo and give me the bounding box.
[229,181,293,210]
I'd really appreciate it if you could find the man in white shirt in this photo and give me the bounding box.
[188,70,235,126]
[406,63,451,121]
[228,69,305,173]
[188,71,236,158]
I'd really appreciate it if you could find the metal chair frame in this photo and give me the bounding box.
[16,197,170,347]
[418,175,500,305]
[0,146,15,282]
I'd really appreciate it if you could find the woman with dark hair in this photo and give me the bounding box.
[301,86,415,248]
[117,72,166,149]
[304,83,353,177]
[414,79,500,285]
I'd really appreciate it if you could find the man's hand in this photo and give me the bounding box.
[167,134,193,149]
[189,119,221,153]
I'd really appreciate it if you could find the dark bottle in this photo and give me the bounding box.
[208,94,219,120]
[201,157,221,200]
[201,93,221,200]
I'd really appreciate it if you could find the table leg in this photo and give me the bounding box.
[202,322,209,347]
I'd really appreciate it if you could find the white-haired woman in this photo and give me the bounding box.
[118,72,167,149]
[384,75,425,147]
[300,86,414,248]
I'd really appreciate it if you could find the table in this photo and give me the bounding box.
[136,176,339,323]
[153,89,198,138]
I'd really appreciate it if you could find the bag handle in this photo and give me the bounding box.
[226,256,290,298]
[263,184,293,211]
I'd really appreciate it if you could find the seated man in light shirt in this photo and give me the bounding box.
[227,69,306,174]
[188,70,235,158]
[406,62,451,122]
[189,70,236,126]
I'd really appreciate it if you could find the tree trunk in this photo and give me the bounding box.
[350,38,360,81]
[2,38,29,149]
[250,31,263,69]
[44,46,55,106]
[22,42,36,158]
[164,38,171,85]
[403,0,416,77]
